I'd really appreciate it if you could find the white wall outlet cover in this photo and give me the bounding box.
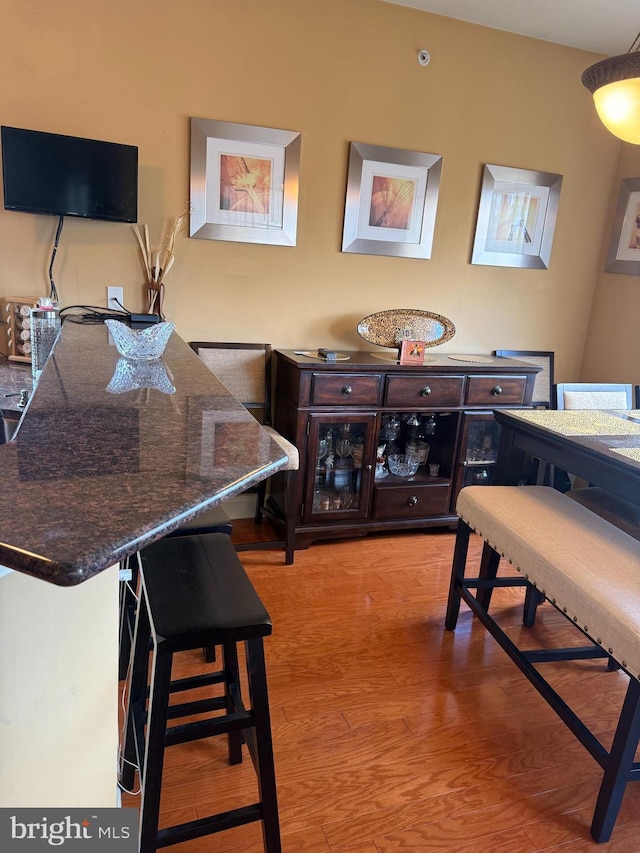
[107,287,124,310]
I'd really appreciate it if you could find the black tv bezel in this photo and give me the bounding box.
[1,125,138,224]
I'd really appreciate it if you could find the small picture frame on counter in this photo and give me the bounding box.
[399,339,426,365]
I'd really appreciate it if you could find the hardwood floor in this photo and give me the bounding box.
[119,522,640,852]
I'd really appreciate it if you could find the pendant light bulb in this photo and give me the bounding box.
[592,78,640,144]
[582,35,640,145]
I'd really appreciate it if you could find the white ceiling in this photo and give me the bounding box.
[382,0,640,56]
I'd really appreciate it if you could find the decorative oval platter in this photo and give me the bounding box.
[357,309,456,349]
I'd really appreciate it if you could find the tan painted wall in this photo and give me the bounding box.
[581,145,640,383]
[0,0,622,380]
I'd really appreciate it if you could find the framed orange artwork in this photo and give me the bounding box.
[190,117,301,246]
[341,141,442,259]
[399,339,426,365]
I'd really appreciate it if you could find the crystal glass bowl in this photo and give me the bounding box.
[105,319,174,361]
[387,454,420,477]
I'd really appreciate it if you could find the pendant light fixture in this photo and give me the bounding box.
[582,31,640,144]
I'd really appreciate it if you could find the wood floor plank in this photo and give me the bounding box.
[367,778,601,850]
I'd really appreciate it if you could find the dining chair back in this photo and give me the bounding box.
[195,343,272,421]
[555,382,634,410]
[494,350,554,408]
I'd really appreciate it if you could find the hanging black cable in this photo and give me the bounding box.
[48,215,64,301]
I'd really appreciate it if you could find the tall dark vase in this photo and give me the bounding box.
[147,283,165,320]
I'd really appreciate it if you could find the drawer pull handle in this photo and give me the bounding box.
[491,385,503,396]
[420,386,432,396]
[408,496,419,506]
[341,385,353,395]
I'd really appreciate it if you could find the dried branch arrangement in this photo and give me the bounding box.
[133,212,188,318]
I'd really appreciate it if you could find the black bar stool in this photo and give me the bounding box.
[118,506,233,679]
[120,532,281,853]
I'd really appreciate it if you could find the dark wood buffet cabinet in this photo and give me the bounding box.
[272,350,541,554]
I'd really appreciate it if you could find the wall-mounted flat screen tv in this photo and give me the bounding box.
[1,126,138,223]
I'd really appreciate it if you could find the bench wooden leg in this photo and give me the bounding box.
[591,677,640,843]
[445,520,471,630]
[475,541,501,610]
[523,586,545,627]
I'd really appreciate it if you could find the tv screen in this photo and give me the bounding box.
[1,126,138,223]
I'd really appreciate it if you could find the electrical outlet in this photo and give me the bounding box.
[107,286,124,311]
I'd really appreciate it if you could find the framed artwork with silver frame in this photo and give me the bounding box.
[189,117,301,246]
[341,141,443,259]
[471,164,563,269]
[605,177,640,275]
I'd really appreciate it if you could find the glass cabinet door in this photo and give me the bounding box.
[454,413,501,497]
[304,413,377,521]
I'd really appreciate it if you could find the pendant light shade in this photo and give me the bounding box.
[582,38,640,145]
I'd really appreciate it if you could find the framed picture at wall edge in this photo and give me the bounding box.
[471,164,563,269]
[605,177,640,275]
[341,141,443,259]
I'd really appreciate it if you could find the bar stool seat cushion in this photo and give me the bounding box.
[140,532,272,649]
[456,486,640,679]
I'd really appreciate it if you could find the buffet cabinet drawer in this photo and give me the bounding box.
[373,483,450,520]
[465,375,527,406]
[384,374,464,407]
[310,373,382,406]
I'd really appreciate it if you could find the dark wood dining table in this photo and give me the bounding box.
[493,407,640,506]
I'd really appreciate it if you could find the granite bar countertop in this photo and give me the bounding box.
[0,320,288,586]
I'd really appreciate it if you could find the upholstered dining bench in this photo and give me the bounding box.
[445,485,640,843]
